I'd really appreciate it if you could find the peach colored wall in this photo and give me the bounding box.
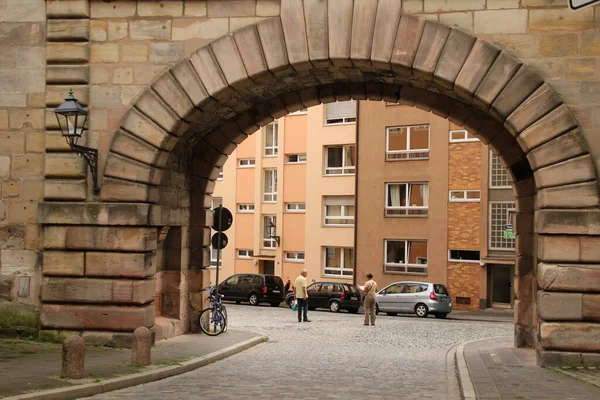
[282,263,305,284]
[236,132,256,159]
[236,168,255,204]
[282,213,306,250]
[356,102,449,289]
[283,164,306,202]
[235,213,255,249]
[284,114,307,154]
[305,104,356,283]
[235,259,255,274]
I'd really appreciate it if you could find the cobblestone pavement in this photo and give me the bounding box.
[86,305,512,400]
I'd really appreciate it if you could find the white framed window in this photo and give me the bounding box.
[384,240,428,275]
[285,251,305,262]
[489,151,512,189]
[385,183,429,217]
[237,249,254,259]
[489,202,516,251]
[325,145,355,175]
[217,167,223,181]
[238,158,255,168]
[263,169,277,203]
[286,203,306,213]
[449,129,479,143]
[324,196,355,226]
[237,204,255,213]
[264,123,278,156]
[262,215,277,249]
[448,249,481,263]
[209,246,221,268]
[386,125,430,161]
[289,108,307,115]
[325,100,356,125]
[211,197,223,210]
[449,190,481,202]
[323,247,354,277]
[285,153,307,164]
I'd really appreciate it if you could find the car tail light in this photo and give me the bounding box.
[430,291,438,301]
[261,285,267,294]
[340,291,345,300]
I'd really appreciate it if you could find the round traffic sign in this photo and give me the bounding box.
[212,206,233,232]
[211,232,228,250]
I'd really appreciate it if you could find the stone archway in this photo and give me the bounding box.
[40,1,600,365]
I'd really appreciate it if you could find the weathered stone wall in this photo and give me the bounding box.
[0,0,46,334]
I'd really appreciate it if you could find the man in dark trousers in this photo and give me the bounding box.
[293,269,311,322]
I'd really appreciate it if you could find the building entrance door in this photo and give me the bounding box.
[262,260,275,275]
[490,265,513,308]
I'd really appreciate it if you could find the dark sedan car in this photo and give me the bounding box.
[286,281,361,313]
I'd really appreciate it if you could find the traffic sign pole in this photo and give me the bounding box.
[215,206,223,297]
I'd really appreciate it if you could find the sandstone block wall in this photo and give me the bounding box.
[0,0,46,323]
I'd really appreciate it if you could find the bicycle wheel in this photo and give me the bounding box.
[198,308,226,336]
[219,304,228,332]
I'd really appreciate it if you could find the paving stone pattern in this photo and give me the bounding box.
[465,337,600,399]
[86,305,512,400]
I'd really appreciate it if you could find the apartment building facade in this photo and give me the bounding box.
[210,102,357,287]
[355,102,516,311]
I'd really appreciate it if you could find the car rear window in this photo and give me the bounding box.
[434,284,449,295]
[265,276,283,286]
[344,284,359,294]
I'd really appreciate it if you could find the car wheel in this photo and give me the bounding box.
[329,300,341,313]
[348,308,359,314]
[415,303,429,318]
[375,304,380,315]
[434,313,448,319]
[270,302,280,307]
[248,293,259,306]
[235,301,241,305]
[386,312,398,317]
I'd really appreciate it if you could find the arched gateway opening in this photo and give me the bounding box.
[39,3,600,366]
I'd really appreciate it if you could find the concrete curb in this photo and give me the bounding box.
[455,343,476,400]
[454,336,512,400]
[3,334,268,400]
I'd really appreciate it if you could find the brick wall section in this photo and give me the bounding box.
[448,202,481,249]
[447,123,482,308]
[447,262,480,311]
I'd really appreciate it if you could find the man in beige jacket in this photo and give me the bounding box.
[358,273,377,326]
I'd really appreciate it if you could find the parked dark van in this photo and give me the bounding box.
[286,281,361,313]
[219,274,285,306]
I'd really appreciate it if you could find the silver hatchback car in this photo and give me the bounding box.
[376,281,452,319]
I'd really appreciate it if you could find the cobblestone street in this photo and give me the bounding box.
[86,305,512,400]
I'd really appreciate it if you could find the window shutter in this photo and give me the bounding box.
[324,196,355,206]
[326,100,356,119]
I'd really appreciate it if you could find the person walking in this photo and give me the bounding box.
[293,269,311,322]
[358,273,377,326]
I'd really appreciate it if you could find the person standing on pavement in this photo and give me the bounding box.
[293,269,311,322]
[358,273,377,326]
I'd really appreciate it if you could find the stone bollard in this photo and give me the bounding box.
[131,326,152,365]
[61,335,85,379]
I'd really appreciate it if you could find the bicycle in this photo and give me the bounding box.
[197,286,227,336]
